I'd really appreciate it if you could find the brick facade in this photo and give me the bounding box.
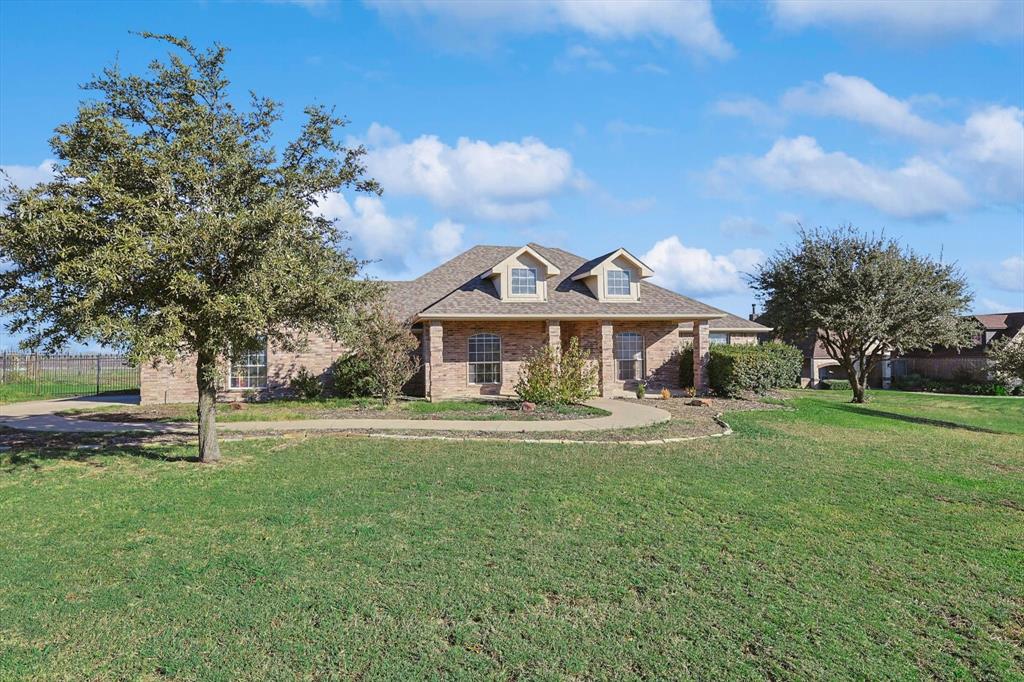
[140,317,744,404]
[140,336,343,405]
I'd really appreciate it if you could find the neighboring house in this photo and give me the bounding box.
[140,243,772,404]
[892,312,1024,381]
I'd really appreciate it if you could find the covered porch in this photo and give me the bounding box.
[420,318,712,401]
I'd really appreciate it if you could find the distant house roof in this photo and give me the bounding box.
[902,311,1024,358]
[384,243,727,322]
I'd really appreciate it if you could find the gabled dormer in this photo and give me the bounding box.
[571,248,653,302]
[486,245,561,302]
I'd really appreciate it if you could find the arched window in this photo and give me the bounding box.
[468,333,501,384]
[614,331,644,381]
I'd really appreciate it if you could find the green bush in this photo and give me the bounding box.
[819,379,851,390]
[706,342,803,397]
[289,366,324,399]
[514,336,598,405]
[327,354,374,398]
[678,343,694,388]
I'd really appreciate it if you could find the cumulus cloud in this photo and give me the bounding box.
[363,124,582,222]
[1,160,57,188]
[959,105,1024,202]
[709,136,971,219]
[427,218,465,260]
[781,73,948,141]
[642,236,763,295]
[769,0,1023,40]
[366,0,733,58]
[313,192,416,265]
[555,44,616,73]
[989,256,1024,292]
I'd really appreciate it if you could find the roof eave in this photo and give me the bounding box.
[414,312,727,322]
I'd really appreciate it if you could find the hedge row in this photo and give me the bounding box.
[818,379,851,390]
[706,342,803,396]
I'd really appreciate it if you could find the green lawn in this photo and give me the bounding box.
[1,391,1022,679]
[58,397,609,423]
[0,379,138,405]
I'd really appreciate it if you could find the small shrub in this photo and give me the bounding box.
[707,342,803,397]
[328,354,374,398]
[514,336,598,405]
[660,387,671,400]
[514,345,560,405]
[289,366,323,399]
[635,381,646,399]
[819,379,851,390]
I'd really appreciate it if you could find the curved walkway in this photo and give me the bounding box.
[0,395,671,435]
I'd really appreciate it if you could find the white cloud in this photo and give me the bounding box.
[554,44,616,73]
[989,256,1024,292]
[367,0,733,58]
[719,216,769,236]
[363,125,581,222]
[975,296,1018,314]
[635,63,669,76]
[710,135,971,219]
[781,73,947,141]
[313,192,416,263]
[959,105,1024,202]
[712,96,785,127]
[1,160,56,188]
[769,0,1024,40]
[427,219,465,260]
[642,236,763,295]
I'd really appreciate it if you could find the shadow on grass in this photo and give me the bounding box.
[0,427,197,471]
[827,403,1008,435]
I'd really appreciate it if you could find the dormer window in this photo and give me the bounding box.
[607,270,631,296]
[510,267,538,295]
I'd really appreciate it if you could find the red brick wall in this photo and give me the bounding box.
[139,335,344,405]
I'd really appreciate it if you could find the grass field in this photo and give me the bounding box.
[58,397,608,423]
[0,374,139,404]
[1,391,1022,679]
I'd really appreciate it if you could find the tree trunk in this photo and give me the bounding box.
[850,368,869,403]
[196,349,221,463]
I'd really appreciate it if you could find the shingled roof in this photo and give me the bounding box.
[385,243,726,321]
[709,312,772,332]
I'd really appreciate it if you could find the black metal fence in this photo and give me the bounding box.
[0,352,140,401]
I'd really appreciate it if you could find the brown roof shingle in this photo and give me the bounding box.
[391,243,725,320]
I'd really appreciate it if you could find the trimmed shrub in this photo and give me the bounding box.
[706,342,803,396]
[819,379,851,390]
[678,342,694,389]
[514,336,598,405]
[289,366,324,399]
[328,354,374,398]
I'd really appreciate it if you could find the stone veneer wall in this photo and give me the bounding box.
[139,335,343,405]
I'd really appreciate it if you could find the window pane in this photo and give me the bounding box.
[614,332,643,381]
[709,332,730,345]
[510,268,538,295]
[468,333,501,384]
[607,270,631,296]
[230,337,268,389]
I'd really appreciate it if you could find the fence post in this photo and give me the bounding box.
[96,356,101,396]
[1,352,5,384]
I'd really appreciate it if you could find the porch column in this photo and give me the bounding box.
[693,320,710,394]
[600,320,616,397]
[545,320,561,355]
[426,320,443,402]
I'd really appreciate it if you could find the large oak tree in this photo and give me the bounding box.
[751,226,974,403]
[0,34,380,462]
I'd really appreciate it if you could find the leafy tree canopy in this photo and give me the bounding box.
[0,33,380,460]
[751,226,974,403]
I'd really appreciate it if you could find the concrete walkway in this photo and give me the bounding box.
[0,395,670,435]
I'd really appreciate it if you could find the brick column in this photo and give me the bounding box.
[600,320,616,397]
[693,320,710,394]
[427,320,444,402]
[545,320,561,355]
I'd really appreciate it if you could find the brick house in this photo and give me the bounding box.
[891,312,1024,381]
[140,243,772,404]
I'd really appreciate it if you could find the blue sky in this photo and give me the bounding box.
[2,0,1023,350]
